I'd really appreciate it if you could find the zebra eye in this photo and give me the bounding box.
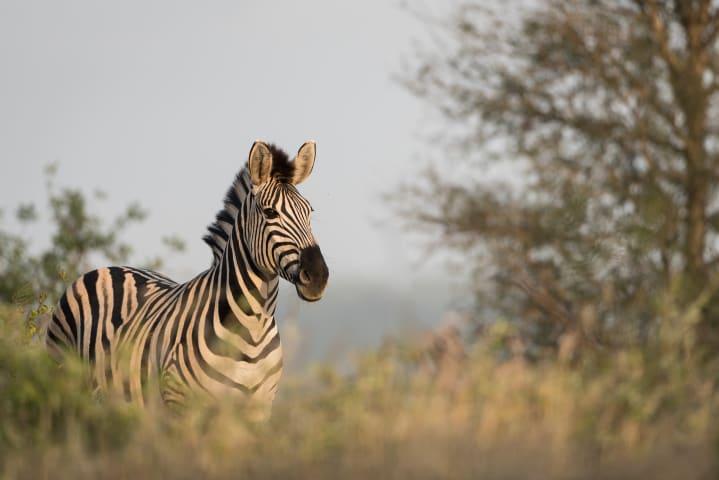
[263,207,279,219]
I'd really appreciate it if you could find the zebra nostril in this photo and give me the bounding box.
[299,269,311,285]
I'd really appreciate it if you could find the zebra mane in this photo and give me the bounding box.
[203,144,294,264]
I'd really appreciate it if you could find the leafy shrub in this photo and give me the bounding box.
[0,305,137,469]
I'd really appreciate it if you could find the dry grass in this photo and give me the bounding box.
[1,307,717,479]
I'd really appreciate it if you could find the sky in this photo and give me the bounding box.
[0,1,465,360]
[0,0,452,279]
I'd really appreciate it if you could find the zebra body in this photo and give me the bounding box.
[46,141,328,411]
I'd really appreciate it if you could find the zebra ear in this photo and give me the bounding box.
[248,141,273,186]
[292,141,316,185]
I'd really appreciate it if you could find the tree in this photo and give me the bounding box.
[0,165,185,333]
[400,0,719,355]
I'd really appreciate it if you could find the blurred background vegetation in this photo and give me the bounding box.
[3,0,719,478]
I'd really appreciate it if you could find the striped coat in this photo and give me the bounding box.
[46,141,329,412]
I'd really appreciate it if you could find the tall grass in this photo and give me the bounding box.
[1,306,717,479]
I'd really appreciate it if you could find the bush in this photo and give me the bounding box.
[0,305,138,469]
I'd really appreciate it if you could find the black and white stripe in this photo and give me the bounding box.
[46,141,328,412]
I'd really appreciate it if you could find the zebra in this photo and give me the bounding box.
[45,140,329,413]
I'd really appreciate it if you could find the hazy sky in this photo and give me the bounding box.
[0,0,455,286]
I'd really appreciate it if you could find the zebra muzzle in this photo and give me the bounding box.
[295,245,329,302]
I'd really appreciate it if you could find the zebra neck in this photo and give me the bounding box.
[216,216,279,319]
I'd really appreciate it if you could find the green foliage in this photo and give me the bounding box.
[0,305,138,463]
[0,165,185,334]
[0,164,190,474]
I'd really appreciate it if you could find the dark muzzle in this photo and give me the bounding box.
[296,245,329,301]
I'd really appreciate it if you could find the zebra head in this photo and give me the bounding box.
[243,140,329,302]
